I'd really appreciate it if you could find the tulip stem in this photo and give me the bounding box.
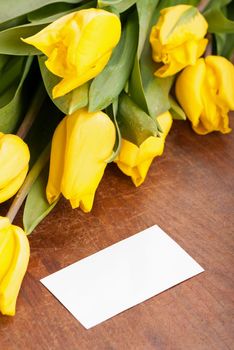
[17,83,46,140]
[197,0,210,12]
[6,144,51,224]
[204,33,213,57]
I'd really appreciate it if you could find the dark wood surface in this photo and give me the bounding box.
[1,118,234,350]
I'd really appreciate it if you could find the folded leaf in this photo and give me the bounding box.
[129,57,148,114]
[89,10,138,112]
[139,4,174,118]
[169,96,186,120]
[136,0,159,58]
[23,166,58,235]
[117,93,159,147]
[105,99,121,162]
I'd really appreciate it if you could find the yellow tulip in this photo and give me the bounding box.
[115,111,172,186]
[0,133,30,204]
[0,216,30,316]
[175,56,234,135]
[22,9,121,98]
[46,108,116,212]
[149,5,208,77]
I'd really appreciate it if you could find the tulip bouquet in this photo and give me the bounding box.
[0,0,234,316]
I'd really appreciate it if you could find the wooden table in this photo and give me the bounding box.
[1,118,234,350]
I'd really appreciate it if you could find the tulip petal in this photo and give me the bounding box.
[70,193,95,213]
[46,117,66,204]
[61,109,115,210]
[176,55,233,135]
[0,221,14,283]
[157,111,173,139]
[0,224,29,316]
[115,111,172,186]
[205,55,234,110]
[0,134,30,190]
[52,51,111,98]
[176,58,206,128]
[23,9,121,98]
[22,13,75,57]
[0,166,28,204]
[159,5,207,46]
[150,5,208,76]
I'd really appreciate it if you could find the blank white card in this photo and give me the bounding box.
[41,225,204,329]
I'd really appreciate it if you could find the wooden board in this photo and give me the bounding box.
[1,118,234,350]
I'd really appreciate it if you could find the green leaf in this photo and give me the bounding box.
[27,0,96,23]
[89,10,138,112]
[38,55,89,115]
[0,15,27,32]
[117,93,159,147]
[136,0,159,58]
[27,3,75,22]
[215,32,226,54]
[0,0,84,24]
[129,57,148,113]
[169,96,186,121]
[205,0,232,10]
[105,99,122,162]
[129,0,173,132]
[0,56,33,133]
[204,8,234,33]
[140,40,174,118]
[98,0,136,13]
[139,3,174,119]
[0,23,47,55]
[23,166,58,235]
[141,62,173,118]
[213,2,234,58]
[220,33,234,58]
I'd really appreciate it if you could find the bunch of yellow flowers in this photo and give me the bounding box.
[0,1,233,316]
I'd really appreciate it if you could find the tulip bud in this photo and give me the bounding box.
[22,9,121,98]
[115,111,172,186]
[175,55,234,135]
[46,108,116,212]
[0,133,30,204]
[150,5,208,77]
[0,217,30,316]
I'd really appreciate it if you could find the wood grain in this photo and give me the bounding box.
[0,118,234,350]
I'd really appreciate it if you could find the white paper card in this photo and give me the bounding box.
[41,225,204,329]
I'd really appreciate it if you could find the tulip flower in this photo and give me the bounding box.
[149,5,208,77]
[0,133,30,204]
[0,216,30,316]
[176,56,234,135]
[22,9,121,98]
[46,108,116,212]
[115,111,172,186]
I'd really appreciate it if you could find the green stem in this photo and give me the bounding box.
[17,83,46,140]
[6,144,51,224]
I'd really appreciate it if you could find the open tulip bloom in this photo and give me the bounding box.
[0,0,233,315]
